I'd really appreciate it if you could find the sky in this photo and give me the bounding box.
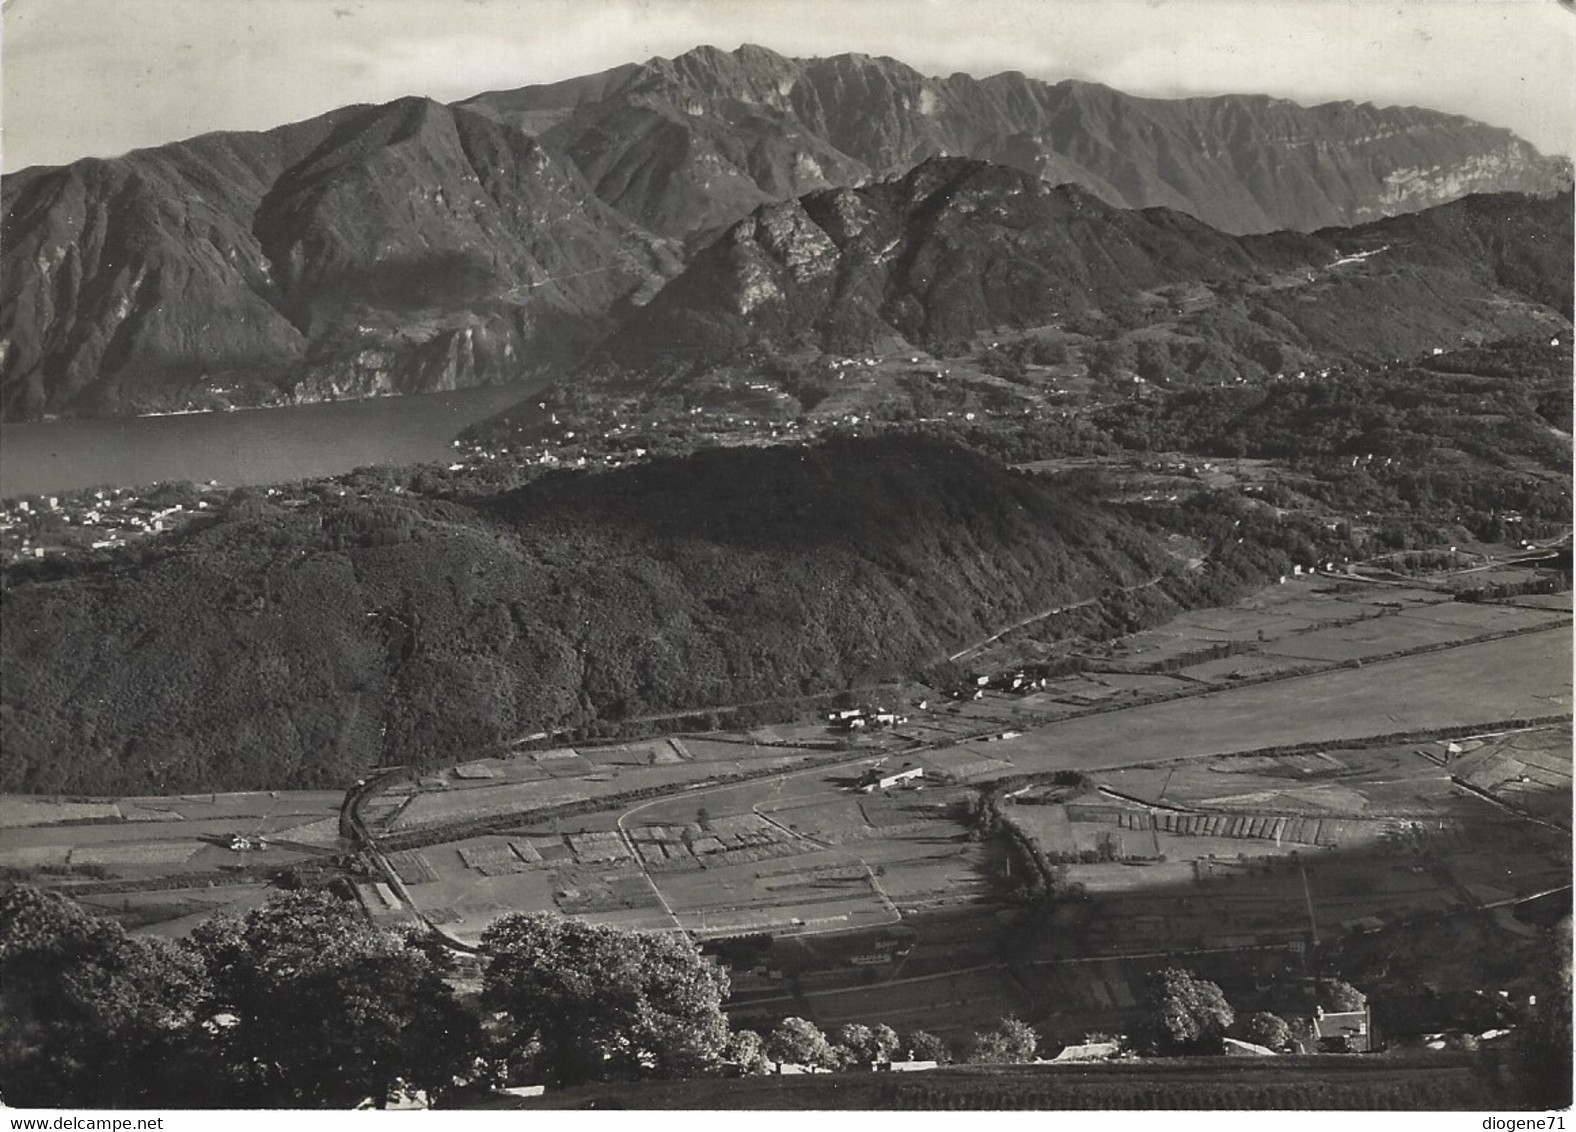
[2,0,1573,173]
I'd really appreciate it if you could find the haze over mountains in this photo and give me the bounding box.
[1,44,1569,423]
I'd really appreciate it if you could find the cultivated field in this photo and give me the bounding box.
[0,790,345,934]
[12,565,1566,1019]
[997,718,1570,975]
[364,581,1569,1029]
[973,626,1570,776]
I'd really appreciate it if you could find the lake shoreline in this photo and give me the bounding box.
[0,381,551,498]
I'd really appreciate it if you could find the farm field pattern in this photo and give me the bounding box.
[361,577,1569,1036]
[4,571,1569,1041]
[0,791,345,935]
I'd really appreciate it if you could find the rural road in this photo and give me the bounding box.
[947,575,1166,663]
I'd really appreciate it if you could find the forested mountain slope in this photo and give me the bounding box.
[2,437,1185,793]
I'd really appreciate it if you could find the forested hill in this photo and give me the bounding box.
[1,437,1187,794]
[595,162,1572,375]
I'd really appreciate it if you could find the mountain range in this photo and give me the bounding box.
[2,44,1570,422]
[595,157,1572,379]
[461,43,1569,238]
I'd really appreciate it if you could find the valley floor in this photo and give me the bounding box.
[7,555,1566,1052]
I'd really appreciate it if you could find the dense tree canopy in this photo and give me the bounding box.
[4,880,1568,1108]
[1131,968,1236,1056]
[903,1030,953,1063]
[832,1022,901,1066]
[723,1029,774,1075]
[2,437,1181,794]
[965,1017,1040,1063]
[1318,980,1368,1014]
[189,890,482,1108]
[1240,1012,1292,1051]
[765,1017,838,1069]
[0,886,207,1107]
[481,912,731,1085]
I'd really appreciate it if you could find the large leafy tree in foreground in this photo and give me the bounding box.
[1130,967,1235,1056]
[481,912,731,1085]
[0,885,207,1107]
[189,890,482,1108]
[764,1016,838,1069]
[965,1017,1040,1063]
[832,1021,902,1066]
[1239,1011,1292,1051]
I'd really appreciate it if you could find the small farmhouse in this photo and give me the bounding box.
[860,766,925,793]
[1311,1004,1373,1052]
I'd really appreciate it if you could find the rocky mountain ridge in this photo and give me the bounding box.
[1,99,678,421]
[2,43,1569,422]
[462,44,1570,238]
[595,157,1573,378]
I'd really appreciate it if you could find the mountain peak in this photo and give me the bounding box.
[4,45,1571,421]
[457,45,1568,241]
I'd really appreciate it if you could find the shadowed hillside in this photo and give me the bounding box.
[2,436,1194,794]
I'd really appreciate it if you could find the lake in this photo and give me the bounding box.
[0,382,548,497]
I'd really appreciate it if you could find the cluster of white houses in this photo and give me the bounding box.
[826,706,908,732]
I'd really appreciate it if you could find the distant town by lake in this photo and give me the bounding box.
[0,383,547,498]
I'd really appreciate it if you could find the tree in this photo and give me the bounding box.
[1130,968,1235,1056]
[1085,339,1136,397]
[1239,1011,1292,1051]
[190,890,482,1108]
[1134,339,1172,385]
[1517,917,1573,1109]
[1319,979,1368,1013]
[866,1022,902,1063]
[723,1028,774,1075]
[765,1016,837,1069]
[482,912,730,1085]
[832,1021,901,1066]
[0,885,208,1107]
[965,1017,1039,1063]
[903,1030,952,1063]
[831,1022,874,1067]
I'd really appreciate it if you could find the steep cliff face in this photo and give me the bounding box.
[1,101,678,420]
[0,126,322,419]
[462,44,1571,239]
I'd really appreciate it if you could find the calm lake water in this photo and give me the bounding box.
[0,383,548,497]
